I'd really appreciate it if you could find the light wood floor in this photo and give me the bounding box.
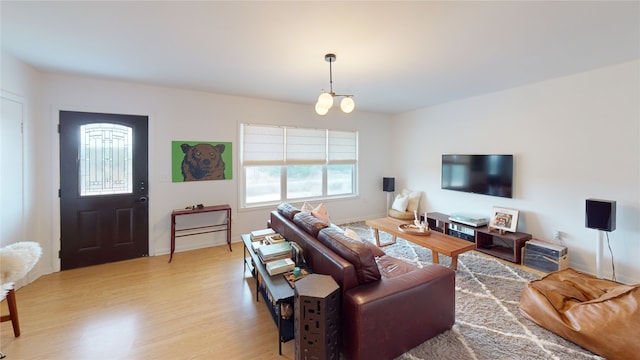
[1,242,295,359]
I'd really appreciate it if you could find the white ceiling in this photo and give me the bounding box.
[2,1,639,114]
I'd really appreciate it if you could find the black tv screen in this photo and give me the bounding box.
[441,154,513,198]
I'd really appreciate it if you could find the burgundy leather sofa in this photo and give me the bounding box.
[269,203,455,360]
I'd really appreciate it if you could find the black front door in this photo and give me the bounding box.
[59,111,149,270]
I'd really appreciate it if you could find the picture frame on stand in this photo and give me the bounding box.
[490,207,519,233]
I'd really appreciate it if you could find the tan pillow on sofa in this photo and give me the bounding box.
[344,228,385,258]
[311,203,330,224]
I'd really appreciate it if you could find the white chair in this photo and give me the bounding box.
[1,242,42,340]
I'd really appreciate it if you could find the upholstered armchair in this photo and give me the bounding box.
[388,189,423,220]
[1,242,42,340]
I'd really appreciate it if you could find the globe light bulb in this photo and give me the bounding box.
[315,102,329,115]
[317,92,334,109]
[340,97,355,113]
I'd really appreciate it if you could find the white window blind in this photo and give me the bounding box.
[242,124,357,165]
[286,128,326,164]
[241,124,284,165]
[328,130,357,164]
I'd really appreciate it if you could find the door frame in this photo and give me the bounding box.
[51,106,154,272]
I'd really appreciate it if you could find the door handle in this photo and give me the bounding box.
[138,196,148,203]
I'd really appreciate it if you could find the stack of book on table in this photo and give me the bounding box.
[265,258,295,276]
[257,241,292,263]
[258,242,295,275]
[250,228,275,242]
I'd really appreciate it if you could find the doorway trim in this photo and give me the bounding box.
[50,105,155,272]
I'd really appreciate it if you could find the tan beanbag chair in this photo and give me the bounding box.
[519,268,640,360]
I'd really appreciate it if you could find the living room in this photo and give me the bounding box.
[1,3,639,355]
[3,1,638,286]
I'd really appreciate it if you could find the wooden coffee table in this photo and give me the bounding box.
[365,217,476,270]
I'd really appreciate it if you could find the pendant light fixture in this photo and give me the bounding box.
[315,53,355,115]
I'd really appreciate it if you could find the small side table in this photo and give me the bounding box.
[169,204,231,263]
[295,274,340,360]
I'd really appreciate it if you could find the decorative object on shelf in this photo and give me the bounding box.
[397,223,430,236]
[489,206,519,234]
[314,53,355,115]
[184,203,204,210]
[283,268,311,288]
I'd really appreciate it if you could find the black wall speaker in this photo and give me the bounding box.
[383,177,395,192]
[585,199,616,232]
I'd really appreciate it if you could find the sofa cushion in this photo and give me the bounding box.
[376,255,418,278]
[344,228,385,258]
[318,228,381,284]
[277,202,300,221]
[293,211,329,238]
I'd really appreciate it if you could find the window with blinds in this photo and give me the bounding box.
[240,124,358,207]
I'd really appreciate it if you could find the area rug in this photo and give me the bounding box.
[340,222,602,360]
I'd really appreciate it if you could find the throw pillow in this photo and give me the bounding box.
[401,188,421,212]
[344,227,385,258]
[311,203,330,224]
[300,201,314,212]
[344,227,362,241]
[391,194,410,212]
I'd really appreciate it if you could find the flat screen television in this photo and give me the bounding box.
[441,154,513,198]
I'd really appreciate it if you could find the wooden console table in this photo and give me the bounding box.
[426,212,532,264]
[241,233,295,355]
[170,204,232,263]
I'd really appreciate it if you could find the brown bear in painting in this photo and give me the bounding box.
[181,143,226,181]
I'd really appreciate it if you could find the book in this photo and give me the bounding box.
[257,242,292,262]
[266,258,295,276]
[265,234,285,244]
[250,228,275,241]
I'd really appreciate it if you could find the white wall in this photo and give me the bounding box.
[34,71,392,271]
[0,53,48,285]
[392,60,640,284]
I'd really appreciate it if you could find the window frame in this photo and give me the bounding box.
[240,124,358,208]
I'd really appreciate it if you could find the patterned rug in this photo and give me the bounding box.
[340,222,602,360]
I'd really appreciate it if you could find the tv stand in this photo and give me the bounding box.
[426,212,532,264]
